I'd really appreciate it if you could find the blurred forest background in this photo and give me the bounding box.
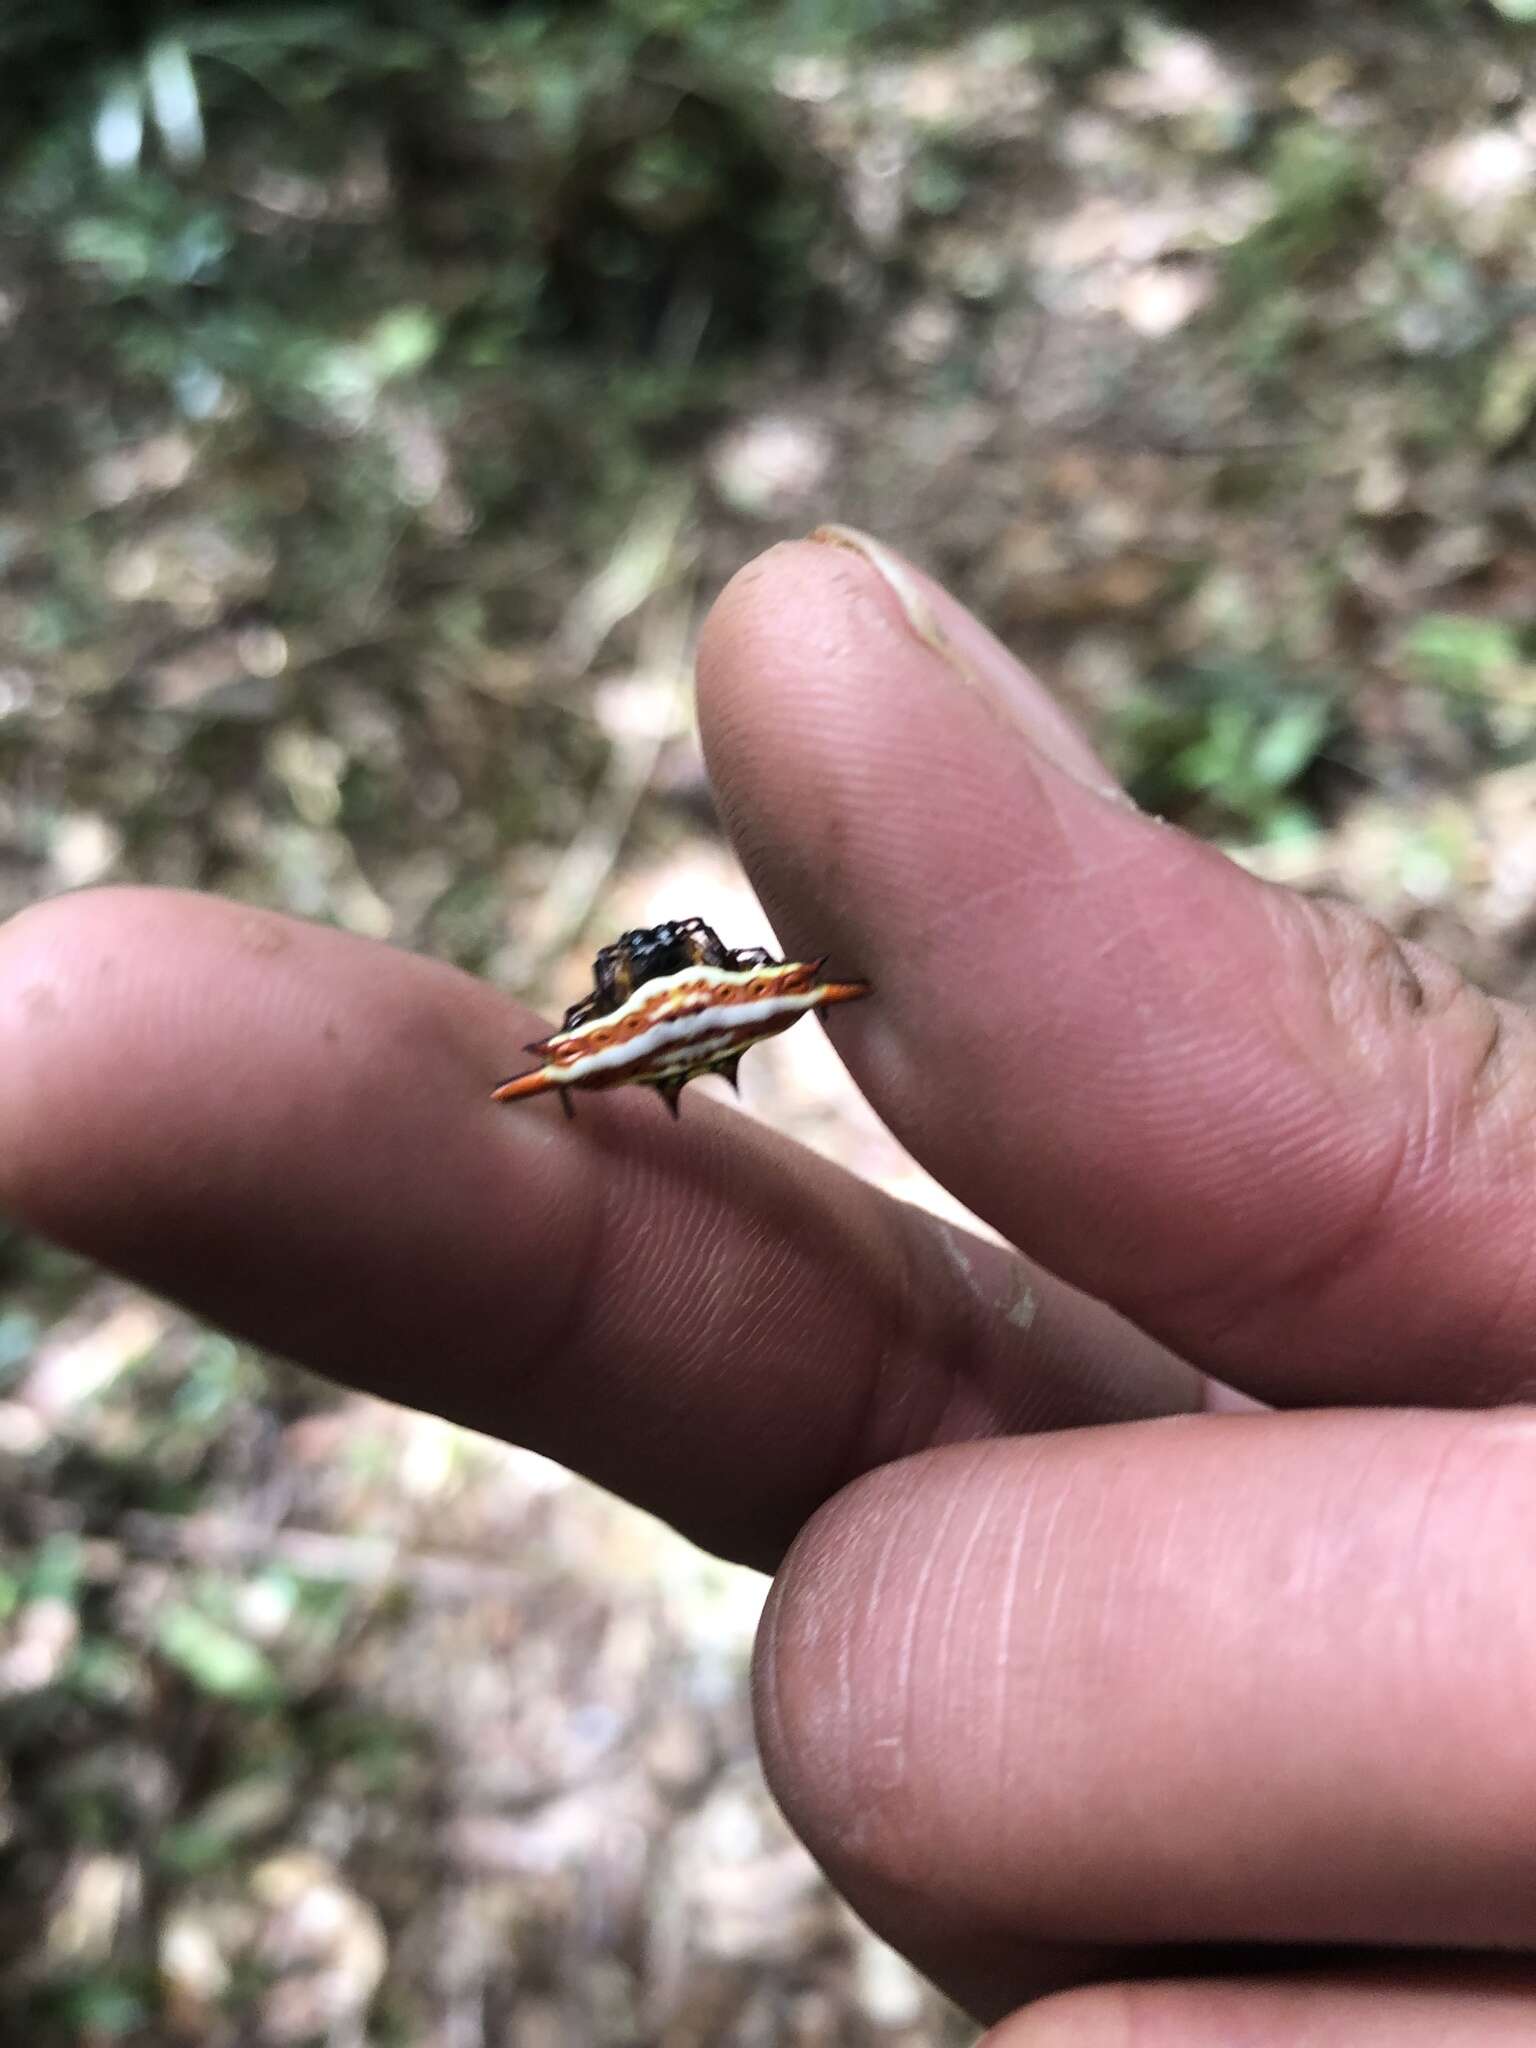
[4,1,1536,2042]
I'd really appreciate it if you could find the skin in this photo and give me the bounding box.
[2,533,1536,2038]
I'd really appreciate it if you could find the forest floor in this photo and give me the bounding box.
[4,7,1536,2043]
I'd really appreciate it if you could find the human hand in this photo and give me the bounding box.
[3,533,1536,2041]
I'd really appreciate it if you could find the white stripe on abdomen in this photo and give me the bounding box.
[558,992,819,1084]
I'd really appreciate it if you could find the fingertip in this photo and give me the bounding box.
[700,530,1122,798]
[0,885,501,1251]
[0,885,147,1227]
[750,1449,978,1880]
[696,536,912,743]
[982,1980,1536,2047]
[979,1988,1134,2048]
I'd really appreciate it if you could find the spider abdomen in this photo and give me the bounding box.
[492,927,869,1118]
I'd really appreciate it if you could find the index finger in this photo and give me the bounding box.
[697,533,1536,1408]
[0,887,1198,1568]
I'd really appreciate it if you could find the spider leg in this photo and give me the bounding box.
[681,918,731,969]
[653,1076,686,1118]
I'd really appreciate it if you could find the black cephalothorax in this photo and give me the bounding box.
[560,918,776,1030]
[494,916,871,1119]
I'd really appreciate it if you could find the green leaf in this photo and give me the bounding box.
[66,1637,147,1706]
[1405,613,1520,694]
[156,1602,281,1703]
[1479,337,1536,448]
[158,1773,296,1873]
[45,1972,150,2038]
[25,1532,83,1604]
[1249,700,1332,788]
[0,1309,38,1384]
[92,77,144,175]
[145,38,205,164]
[62,216,154,287]
[367,305,440,381]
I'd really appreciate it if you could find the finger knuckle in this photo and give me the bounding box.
[1300,895,1532,1121]
[1129,890,1536,1381]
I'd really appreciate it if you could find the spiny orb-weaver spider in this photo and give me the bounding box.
[492,917,870,1119]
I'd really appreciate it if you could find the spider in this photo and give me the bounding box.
[557,917,776,1029]
[493,918,869,1118]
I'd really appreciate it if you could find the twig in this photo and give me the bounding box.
[33,1504,541,1602]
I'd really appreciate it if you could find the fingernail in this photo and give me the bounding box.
[807,524,1129,804]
